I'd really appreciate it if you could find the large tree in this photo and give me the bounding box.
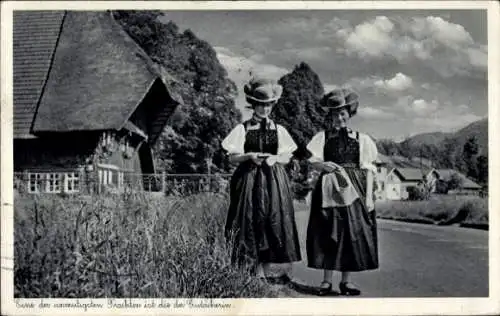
[476,155,488,185]
[272,62,325,159]
[462,135,479,180]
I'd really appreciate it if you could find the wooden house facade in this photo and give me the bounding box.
[13,11,182,194]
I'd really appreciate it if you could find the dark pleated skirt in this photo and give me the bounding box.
[306,168,379,271]
[225,161,302,266]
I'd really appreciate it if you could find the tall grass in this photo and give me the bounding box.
[376,195,488,226]
[14,191,279,298]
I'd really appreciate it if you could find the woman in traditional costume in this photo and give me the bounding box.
[222,77,301,284]
[306,88,379,296]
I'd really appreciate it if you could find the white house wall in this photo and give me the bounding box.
[385,171,402,200]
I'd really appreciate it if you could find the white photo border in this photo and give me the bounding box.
[1,1,499,315]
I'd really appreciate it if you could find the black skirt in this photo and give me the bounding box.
[306,168,379,271]
[225,161,302,266]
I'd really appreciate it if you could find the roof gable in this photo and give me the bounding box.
[13,11,66,138]
[32,11,165,132]
[392,167,435,181]
[13,10,182,142]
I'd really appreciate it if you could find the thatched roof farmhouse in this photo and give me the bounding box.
[14,11,182,193]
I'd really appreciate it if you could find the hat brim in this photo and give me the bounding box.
[321,101,359,116]
[245,93,281,103]
[245,99,278,109]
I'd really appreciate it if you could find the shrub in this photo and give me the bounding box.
[14,192,278,298]
[376,195,488,227]
[407,185,430,201]
[458,199,489,225]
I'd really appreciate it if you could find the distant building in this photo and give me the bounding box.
[384,168,439,200]
[435,169,482,195]
[374,155,391,201]
[13,11,183,194]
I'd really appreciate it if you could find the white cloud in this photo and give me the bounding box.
[421,83,431,90]
[358,106,395,119]
[466,46,487,69]
[338,16,395,58]
[386,94,481,133]
[457,103,470,113]
[412,112,482,132]
[333,15,487,77]
[344,76,379,90]
[215,46,289,82]
[411,99,439,116]
[374,73,413,92]
[279,46,332,61]
[323,83,339,93]
[396,95,414,108]
[410,16,473,49]
[215,46,289,119]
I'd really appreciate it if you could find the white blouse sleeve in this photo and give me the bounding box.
[359,133,378,173]
[221,124,245,155]
[306,131,325,161]
[277,125,298,155]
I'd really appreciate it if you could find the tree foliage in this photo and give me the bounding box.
[447,173,464,191]
[476,155,488,185]
[113,10,241,173]
[463,136,479,180]
[272,62,325,159]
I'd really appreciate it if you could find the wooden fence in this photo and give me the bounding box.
[14,171,232,196]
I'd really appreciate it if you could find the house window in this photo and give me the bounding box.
[46,173,61,193]
[118,171,124,189]
[28,173,43,193]
[65,172,80,193]
[98,168,117,186]
[108,170,114,185]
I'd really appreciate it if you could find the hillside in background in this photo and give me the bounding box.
[400,132,451,148]
[377,154,434,169]
[451,118,488,155]
[401,118,488,155]
[377,118,488,184]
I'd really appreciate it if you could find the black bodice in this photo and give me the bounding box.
[242,119,278,155]
[323,129,360,167]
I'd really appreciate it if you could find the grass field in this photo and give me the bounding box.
[375,195,488,227]
[14,191,290,298]
[14,191,488,298]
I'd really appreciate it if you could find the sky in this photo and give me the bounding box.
[162,10,488,141]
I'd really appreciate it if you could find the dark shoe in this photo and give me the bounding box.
[266,274,291,285]
[339,282,361,296]
[317,281,332,296]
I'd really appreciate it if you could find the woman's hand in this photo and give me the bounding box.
[247,152,266,165]
[264,153,293,166]
[265,155,278,166]
[322,161,342,173]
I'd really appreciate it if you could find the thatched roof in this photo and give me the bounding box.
[13,11,66,138]
[14,11,182,141]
